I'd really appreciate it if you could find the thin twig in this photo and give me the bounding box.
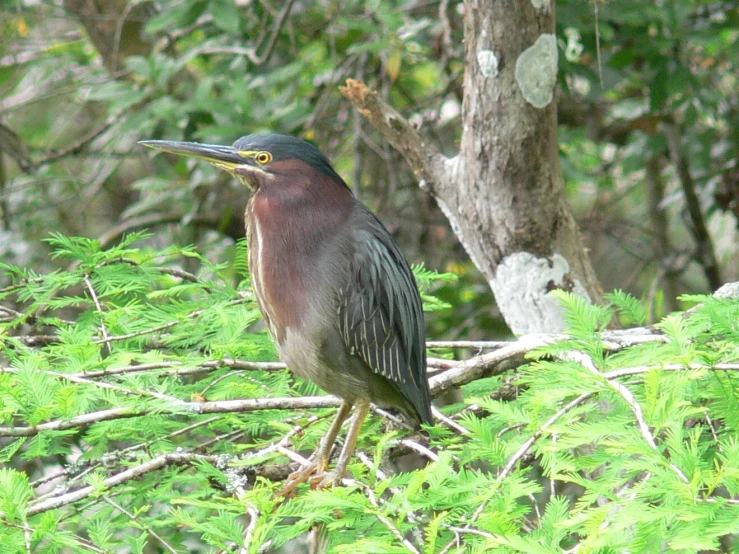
[372,406,414,429]
[0,358,285,380]
[240,504,261,554]
[498,392,595,483]
[593,0,603,87]
[253,0,296,64]
[704,413,723,453]
[566,474,654,553]
[574,352,690,483]
[194,428,245,452]
[24,452,219,516]
[84,274,112,354]
[24,523,32,553]
[399,438,439,462]
[31,116,117,169]
[439,0,455,63]
[196,0,295,65]
[89,297,248,344]
[443,525,495,540]
[239,416,321,468]
[602,363,739,379]
[4,521,107,553]
[33,416,222,493]
[0,396,341,437]
[101,495,178,554]
[426,340,511,349]
[98,212,218,248]
[277,445,312,467]
[497,422,526,438]
[0,276,45,295]
[432,406,471,435]
[363,483,422,554]
[38,369,180,402]
[92,319,182,344]
[437,391,595,554]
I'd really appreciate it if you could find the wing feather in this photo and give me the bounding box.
[337,206,431,424]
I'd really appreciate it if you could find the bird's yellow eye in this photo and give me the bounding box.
[255,151,272,164]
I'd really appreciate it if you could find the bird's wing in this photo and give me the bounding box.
[337,208,431,424]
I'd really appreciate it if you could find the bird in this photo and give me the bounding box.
[140,134,432,493]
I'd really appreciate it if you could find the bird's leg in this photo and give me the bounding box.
[312,400,353,472]
[314,398,370,489]
[277,401,352,497]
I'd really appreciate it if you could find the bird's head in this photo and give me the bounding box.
[139,134,349,194]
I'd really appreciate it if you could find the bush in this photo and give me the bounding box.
[1,236,738,552]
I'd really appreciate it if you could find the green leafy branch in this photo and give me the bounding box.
[1,236,739,552]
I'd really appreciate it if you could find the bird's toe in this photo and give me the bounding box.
[311,469,345,490]
[277,463,319,497]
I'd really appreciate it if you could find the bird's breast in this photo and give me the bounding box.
[247,205,302,343]
[245,193,349,346]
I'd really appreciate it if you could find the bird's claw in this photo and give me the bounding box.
[310,470,343,490]
[277,463,346,497]
[277,455,333,497]
[277,462,318,497]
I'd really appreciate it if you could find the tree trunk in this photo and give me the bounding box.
[342,0,604,335]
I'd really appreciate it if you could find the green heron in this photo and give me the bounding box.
[140,134,432,492]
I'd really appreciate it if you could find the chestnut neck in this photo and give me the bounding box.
[248,161,354,339]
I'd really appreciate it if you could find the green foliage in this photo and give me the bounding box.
[413,263,458,313]
[1,239,738,551]
[605,289,648,326]
[3,0,737,347]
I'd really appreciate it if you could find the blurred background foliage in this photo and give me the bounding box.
[1,0,738,338]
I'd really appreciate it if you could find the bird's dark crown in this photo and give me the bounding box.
[233,134,349,190]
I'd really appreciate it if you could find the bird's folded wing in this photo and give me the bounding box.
[337,218,429,420]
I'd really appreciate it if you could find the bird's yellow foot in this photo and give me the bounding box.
[310,469,344,490]
[277,462,320,497]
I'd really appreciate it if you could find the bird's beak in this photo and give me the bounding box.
[139,140,247,170]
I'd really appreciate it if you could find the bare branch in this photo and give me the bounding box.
[1,327,699,439]
[340,79,450,193]
[426,340,512,350]
[428,334,561,395]
[25,452,216,517]
[398,438,440,463]
[0,396,341,438]
[252,0,295,65]
[663,121,722,289]
[29,116,117,171]
[431,406,471,435]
